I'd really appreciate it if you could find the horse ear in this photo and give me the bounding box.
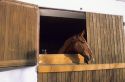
[78,30,85,36]
[82,30,85,35]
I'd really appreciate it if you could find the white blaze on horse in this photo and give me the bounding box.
[58,31,95,64]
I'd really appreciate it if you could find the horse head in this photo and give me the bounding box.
[58,30,95,64]
[75,31,95,64]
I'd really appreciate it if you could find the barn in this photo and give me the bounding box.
[0,0,125,82]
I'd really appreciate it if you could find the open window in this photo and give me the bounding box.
[39,9,87,54]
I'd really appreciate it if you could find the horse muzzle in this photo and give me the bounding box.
[84,55,95,64]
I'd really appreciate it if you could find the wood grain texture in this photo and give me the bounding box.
[38,69,125,82]
[0,1,39,67]
[86,12,124,64]
[38,63,125,72]
[39,54,84,64]
[0,59,35,67]
[85,12,125,82]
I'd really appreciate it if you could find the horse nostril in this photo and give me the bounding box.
[85,55,91,61]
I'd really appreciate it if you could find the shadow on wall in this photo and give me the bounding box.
[26,50,37,65]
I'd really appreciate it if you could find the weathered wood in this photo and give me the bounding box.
[38,63,125,72]
[39,54,84,64]
[85,13,125,82]
[38,12,125,82]
[0,0,39,67]
[86,12,124,64]
[38,69,125,82]
[0,59,35,67]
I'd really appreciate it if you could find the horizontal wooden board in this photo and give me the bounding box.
[39,54,84,64]
[0,59,36,68]
[38,63,125,72]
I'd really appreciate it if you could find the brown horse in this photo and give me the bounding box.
[58,31,94,64]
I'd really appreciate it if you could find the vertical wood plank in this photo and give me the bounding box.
[98,14,102,64]
[92,13,98,63]
[112,16,118,63]
[0,2,6,60]
[118,16,124,63]
[115,16,121,63]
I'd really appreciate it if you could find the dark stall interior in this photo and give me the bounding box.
[39,16,86,54]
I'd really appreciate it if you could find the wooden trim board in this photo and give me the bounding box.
[0,59,36,68]
[38,63,125,72]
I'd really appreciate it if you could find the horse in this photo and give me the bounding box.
[58,31,94,64]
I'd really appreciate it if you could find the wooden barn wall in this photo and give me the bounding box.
[86,12,125,64]
[38,12,125,82]
[38,68,125,82]
[0,1,39,67]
